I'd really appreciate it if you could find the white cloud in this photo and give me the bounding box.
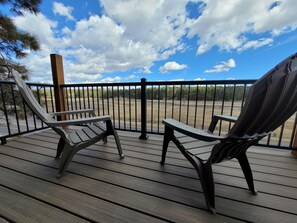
[65,73,102,84]
[194,78,206,81]
[170,78,185,81]
[71,15,160,72]
[11,0,297,83]
[138,67,152,74]
[13,0,192,83]
[124,75,139,81]
[205,59,236,73]
[53,2,75,21]
[100,0,189,49]
[99,76,122,83]
[188,0,297,54]
[62,26,72,35]
[238,38,273,52]
[13,11,58,52]
[159,61,188,73]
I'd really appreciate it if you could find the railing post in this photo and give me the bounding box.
[292,129,297,156]
[139,78,148,140]
[1,138,7,145]
[50,54,67,121]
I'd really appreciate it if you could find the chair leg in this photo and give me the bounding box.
[113,130,124,159]
[193,160,216,214]
[105,120,124,158]
[57,143,75,178]
[237,153,257,195]
[171,136,216,213]
[55,137,65,159]
[161,126,174,164]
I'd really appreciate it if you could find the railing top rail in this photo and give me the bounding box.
[61,82,142,87]
[0,80,54,87]
[145,79,257,85]
[1,78,257,87]
[60,79,257,88]
[27,83,54,87]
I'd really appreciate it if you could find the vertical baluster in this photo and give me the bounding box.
[164,85,167,120]
[0,84,11,139]
[194,84,199,128]
[96,86,100,116]
[186,84,190,125]
[129,85,132,130]
[135,85,138,131]
[91,86,95,116]
[101,86,105,115]
[50,86,55,114]
[171,85,175,119]
[111,86,116,127]
[123,86,126,130]
[157,85,161,133]
[179,84,183,122]
[117,86,121,129]
[151,85,154,132]
[202,84,208,129]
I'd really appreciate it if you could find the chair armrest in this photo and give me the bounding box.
[163,119,225,142]
[48,115,111,127]
[208,115,238,132]
[50,109,95,117]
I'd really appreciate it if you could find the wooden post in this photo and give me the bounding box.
[50,54,67,121]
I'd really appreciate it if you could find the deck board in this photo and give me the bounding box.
[1,129,297,222]
[0,186,89,223]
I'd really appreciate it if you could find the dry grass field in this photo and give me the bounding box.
[64,97,296,148]
[0,86,295,148]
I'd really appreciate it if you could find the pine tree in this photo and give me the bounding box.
[0,0,41,80]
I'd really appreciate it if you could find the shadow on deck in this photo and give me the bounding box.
[1,130,297,223]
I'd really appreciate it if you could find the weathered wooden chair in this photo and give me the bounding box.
[161,53,297,213]
[13,73,124,178]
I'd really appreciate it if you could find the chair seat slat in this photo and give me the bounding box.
[69,132,82,144]
[187,145,215,156]
[88,123,104,135]
[76,129,91,142]
[83,126,98,138]
[183,140,219,150]
[94,122,106,131]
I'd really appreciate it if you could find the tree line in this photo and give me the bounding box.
[69,85,251,102]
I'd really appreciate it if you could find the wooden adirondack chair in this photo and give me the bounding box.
[161,53,297,213]
[13,73,124,178]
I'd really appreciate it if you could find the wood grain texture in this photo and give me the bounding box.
[0,130,297,223]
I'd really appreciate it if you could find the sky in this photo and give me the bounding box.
[4,0,297,83]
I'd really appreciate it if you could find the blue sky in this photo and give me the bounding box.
[5,0,297,83]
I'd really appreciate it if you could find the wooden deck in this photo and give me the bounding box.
[1,129,297,223]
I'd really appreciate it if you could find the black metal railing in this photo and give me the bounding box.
[61,79,297,150]
[61,81,142,132]
[143,79,250,133]
[0,79,296,149]
[0,81,55,144]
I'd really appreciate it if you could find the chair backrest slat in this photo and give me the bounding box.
[13,73,68,139]
[13,73,55,124]
[259,71,297,132]
[210,54,297,164]
[229,53,297,138]
[244,71,287,135]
